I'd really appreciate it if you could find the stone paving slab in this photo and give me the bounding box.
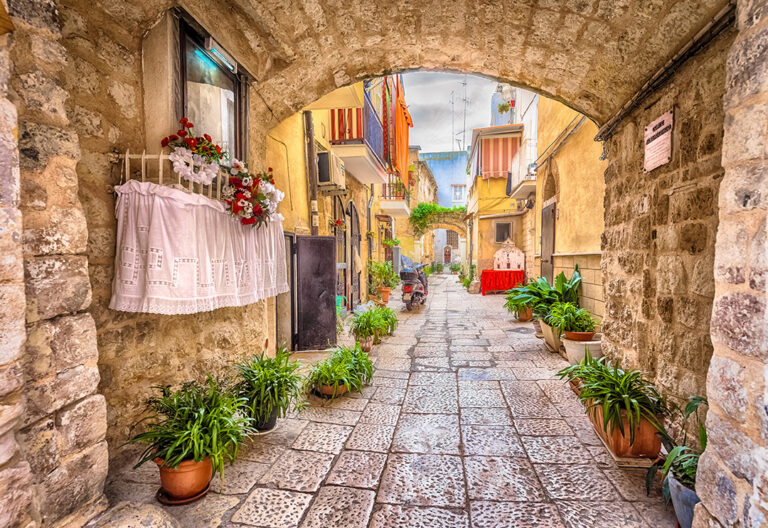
[104,274,675,528]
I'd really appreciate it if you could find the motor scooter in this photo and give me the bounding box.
[400,264,428,311]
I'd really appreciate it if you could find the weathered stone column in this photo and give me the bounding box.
[5,0,108,526]
[693,1,768,526]
[0,3,34,526]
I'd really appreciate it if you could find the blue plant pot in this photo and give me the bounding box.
[668,474,700,528]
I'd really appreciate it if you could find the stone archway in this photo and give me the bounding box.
[3,1,766,526]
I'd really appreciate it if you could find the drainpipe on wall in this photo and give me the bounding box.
[303,111,319,236]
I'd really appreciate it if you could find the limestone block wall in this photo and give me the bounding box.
[693,1,768,525]
[0,7,34,527]
[552,254,604,320]
[53,0,273,466]
[6,0,109,525]
[600,27,736,405]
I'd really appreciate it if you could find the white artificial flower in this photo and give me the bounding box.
[241,176,253,187]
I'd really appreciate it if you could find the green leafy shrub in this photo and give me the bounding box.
[424,265,432,276]
[557,354,668,445]
[129,377,253,476]
[369,260,400,289]
[307,344,374,397]
[378,306,398,336]
[382,238,400,247]
[235,346,306,427]
[449,263,461,273]
[409,202,467,235]
[546,302,596,332]
[432,262,444,273]
[350,308,385,340]
[505,267,582,319]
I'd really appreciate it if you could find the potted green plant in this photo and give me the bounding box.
[559,358,668,459]
[432,262,444,274]
[648,397,707,528]
[350,308,384,351]
[235,346,306,432]
[378,306,398,338]
[546,302,601,363]
[449,263,460,275]
[382,237,400,248]
[503,289,533,322]
[128,377,253,503]
[307,344,374,398]
[369,260,399,303]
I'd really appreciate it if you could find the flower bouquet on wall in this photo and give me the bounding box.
[161,118,225,185]
[221,163,285,227]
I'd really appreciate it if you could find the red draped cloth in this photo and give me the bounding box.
[481,269,524,295]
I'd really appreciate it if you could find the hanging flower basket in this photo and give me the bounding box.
[161,118,225,186]
[330,218,346,231]
[222,164,284,228]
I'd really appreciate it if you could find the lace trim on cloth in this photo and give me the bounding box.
[109,181,289,315]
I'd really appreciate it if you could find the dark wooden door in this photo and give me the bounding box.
[296,236,337,350]
[541,202,556,283]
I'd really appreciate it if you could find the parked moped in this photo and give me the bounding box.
[400,264,428,311]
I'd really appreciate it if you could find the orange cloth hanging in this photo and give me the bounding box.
[393,76,413,186]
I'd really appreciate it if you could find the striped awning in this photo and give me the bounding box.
[481,136,519,179]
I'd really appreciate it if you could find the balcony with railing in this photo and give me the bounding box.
[378,178,410,217]
[328,93,387,184]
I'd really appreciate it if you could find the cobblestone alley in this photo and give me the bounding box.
[104,273,677,527]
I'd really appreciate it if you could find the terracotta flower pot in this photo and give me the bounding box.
[568,378,581,396]
[588,405,662,458]
[564,330,596,341]
[359,336,374,352]
[318,384,348,397]
[516,306,533,322]
[376,286,391,303]
[155,457,212,500]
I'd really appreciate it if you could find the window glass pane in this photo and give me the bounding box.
[496,223,511,242]
[185,36,236,154]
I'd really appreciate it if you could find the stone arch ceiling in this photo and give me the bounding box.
[126,0,728,126]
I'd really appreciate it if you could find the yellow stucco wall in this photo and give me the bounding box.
[534,99,606,256]
[468,176,524,271]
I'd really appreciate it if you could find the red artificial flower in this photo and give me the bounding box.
[180,117,188,125]
[215,146,222,154]
[186,122,194,128]
[204,134,212,142]
[268,167,273,172]
[169,134,179,141]
[241,216,257,225]
[161,137,169,147]
[177,129,188,137]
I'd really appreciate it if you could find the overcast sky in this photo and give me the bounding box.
[402,72,499,153]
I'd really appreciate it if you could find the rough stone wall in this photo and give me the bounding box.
[6,0,109,525]
[601,27,735,405]
[0,5,34,527]
[51,0,272,468]
[693,1,768,525]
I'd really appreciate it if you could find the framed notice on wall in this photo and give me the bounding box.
[644,110,673,172]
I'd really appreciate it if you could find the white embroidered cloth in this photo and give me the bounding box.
[109,180,289,314]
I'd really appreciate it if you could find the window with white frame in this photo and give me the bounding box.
[451,184,466,203]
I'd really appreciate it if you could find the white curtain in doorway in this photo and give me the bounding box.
[109,180,289,315]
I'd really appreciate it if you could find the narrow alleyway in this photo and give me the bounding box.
[106,274,676,527]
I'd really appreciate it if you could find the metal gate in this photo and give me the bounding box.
[541,202,556,283]
[296,236,337,350]
[347,201,361,308]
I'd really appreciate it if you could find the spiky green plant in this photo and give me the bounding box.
[129,376,253,476]
[546,302,596,332]
[307,344,374,398]
[235,346,307,427]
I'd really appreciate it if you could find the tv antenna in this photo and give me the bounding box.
[456,76,470,151]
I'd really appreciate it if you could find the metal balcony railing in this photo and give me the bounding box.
[382,181,409,201]
[329,92,385,168]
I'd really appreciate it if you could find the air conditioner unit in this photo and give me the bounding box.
[317,151,346,193]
